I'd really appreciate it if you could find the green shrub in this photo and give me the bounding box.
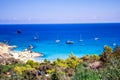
[100,57,120,80]
[2,65,14,73]
[66,54,83,68]
[53,58,68,67]
[51,67,66,80]
[100,45,113,62]
[72,63,100,80]
[14,65,34,75]
[26,60,40,69]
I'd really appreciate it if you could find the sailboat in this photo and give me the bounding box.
[79,34,85,46]
[55,35,60,43]
[34,33,39,40]
[34,36,38,40]
[112,43,117,46]
[55,39,60,43]
[66,40,74,44]
[79,34,83,42]
[94,37,100,40]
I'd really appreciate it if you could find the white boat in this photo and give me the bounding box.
[94,37,100,40]
[112,43,116,46]
[66,40,74,44]
[55,35,60,43]
[79,39,83,42]
[34,33,39,40]
[34,36,38,40]
[55,39,60,43]
[79,34,83,42]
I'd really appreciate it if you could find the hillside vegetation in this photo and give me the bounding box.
[0,45,120,80]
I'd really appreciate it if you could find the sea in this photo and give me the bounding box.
[0,23,120,61]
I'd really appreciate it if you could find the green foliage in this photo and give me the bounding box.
[39,63,53,72]
[2,65,14,73]
[66,54,83,68]
[82,54,100,63]
[103,45,113,53]
[44,59,51,63]
[53,58,68,67]
[72,63,100,80]
[51,71,59,80]
[92,54,100,60]
[46,69,55,74]
[113,46,120,58]
[100,57,120,80]
[72,54,120,80]
[14,63,25,67]
[1,46,120,80]
[14,64,34,75]
[100,45,113,62]
[53,54,83,69]
[26,60,40,69]
[51,67,66,80]
[23,70,39,80]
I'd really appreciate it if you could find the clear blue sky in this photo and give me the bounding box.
[0,0,120,24]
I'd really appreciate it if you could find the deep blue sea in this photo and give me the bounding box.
[0,23,120,61]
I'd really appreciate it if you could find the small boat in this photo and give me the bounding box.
[66,40,74,44]
[94,37,100,40]
[55,39,60,43]
[34,36,39,40]
[79,39,83,42]
[79,34,83,42]
[112,43,116,46]
[17,29,22,34]
[33,33,39,40]
[55,35,60,43]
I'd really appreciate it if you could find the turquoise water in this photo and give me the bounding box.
[0,23,120,60]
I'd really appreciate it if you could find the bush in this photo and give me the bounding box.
[72,63,101,80]
[51,67,66,80]
[82,54,100,63]
[26,60,40,69]
[66,54,83,68]
[53,58,68,67]
[100,45,113,62]
[14,65,34,75]
[2,65,14,73]
[100,57,120,80]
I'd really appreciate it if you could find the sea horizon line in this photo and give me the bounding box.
[0,22,120,25]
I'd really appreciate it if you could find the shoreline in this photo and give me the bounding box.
[0,42,43,63]
[9,50,43,62]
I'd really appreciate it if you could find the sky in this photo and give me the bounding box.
[0,0,120,24]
